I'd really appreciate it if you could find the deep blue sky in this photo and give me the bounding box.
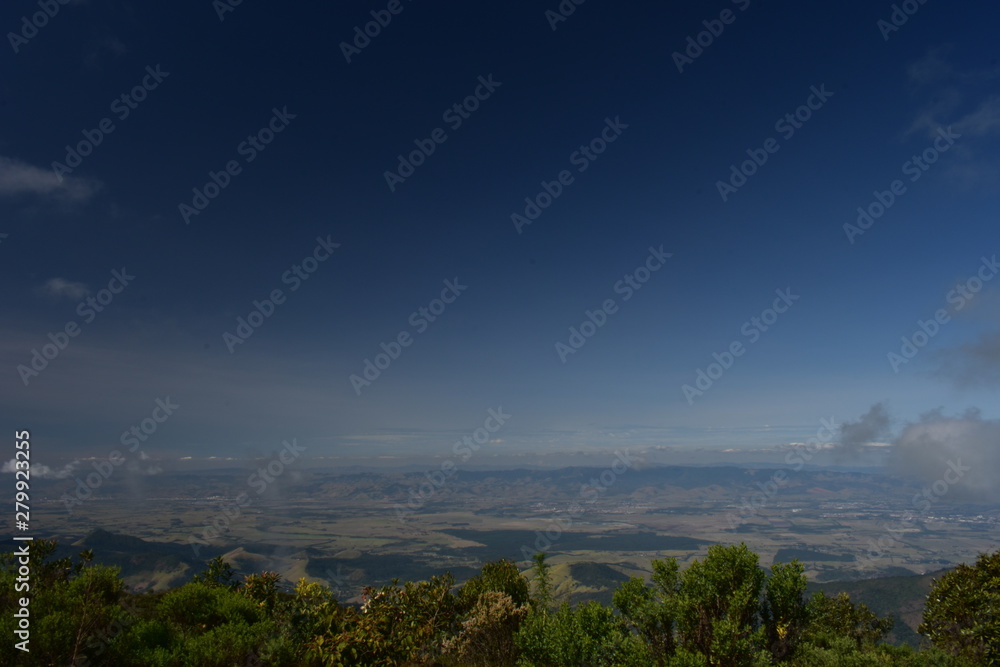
[2,0,999,467]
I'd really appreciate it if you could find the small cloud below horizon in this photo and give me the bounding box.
[836,403,892,460]
[1,459,78,479]
[834,403,1000,503]
[889,407,1000,502]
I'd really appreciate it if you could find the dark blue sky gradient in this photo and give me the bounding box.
[2,1,998,465]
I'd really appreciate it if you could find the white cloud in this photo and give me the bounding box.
[1,458,78,479]
[889,408,1000,502]
[0,156,101,201]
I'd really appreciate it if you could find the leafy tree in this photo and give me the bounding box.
[529,553,553,611]
[762,559,808,661]
[802,591,893,650]
[920,549,1000,664]
[459,559,531,610]
[0,540,127,666]
[0,539,77,590]
[441,559,532,665]
[443,590,528,666]
[289,577,342,657]
[39,564,127,666]
[240,571,283,612]
[613,557,679,661]
[192,555,236,589]
[674,543,768,666]
[107,581,292,666]
[311,573,458,665]
[515,600,650,666]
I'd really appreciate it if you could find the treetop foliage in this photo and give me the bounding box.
[0,539,990,665]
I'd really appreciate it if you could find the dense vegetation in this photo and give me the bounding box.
[1,540,996,665]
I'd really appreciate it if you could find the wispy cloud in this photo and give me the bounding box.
[904,88,962,138]
[954,96,1000,137]
[934,330,1000,388]
[36,277,90,300]
[906,47,954,87]
[0,156,100,201]
[84,35,128,71]
[903,47,1000,189]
